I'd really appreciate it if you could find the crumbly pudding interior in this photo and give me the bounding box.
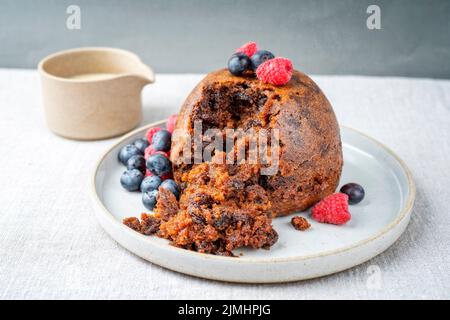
[155,83,279,256]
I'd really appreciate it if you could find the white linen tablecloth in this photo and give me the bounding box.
[0,68,449,299]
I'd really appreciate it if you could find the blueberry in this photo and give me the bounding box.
[152,129,171,152]
[160,179,180,199]
[126,155,146,173]
[133,138,149,154]
[141,175,162,193]
[228,53,251,76]
[340,183,365,205]
[120,169,144,192]
[146,153,172,177]
[118,144,142,165]
[142,190,158,210]
[251,50,275,70]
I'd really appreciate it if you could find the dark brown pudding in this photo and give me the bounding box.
[124,68,342,256]
[172,69,342,216]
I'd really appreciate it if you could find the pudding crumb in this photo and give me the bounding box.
[291,216,311,231]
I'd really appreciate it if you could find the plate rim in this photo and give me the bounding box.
[90,121,416,264]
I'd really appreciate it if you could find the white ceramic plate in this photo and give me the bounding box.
[91,121,415,283]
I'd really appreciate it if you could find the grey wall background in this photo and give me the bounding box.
[0,0,449,78]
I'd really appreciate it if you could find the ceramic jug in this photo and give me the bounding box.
[38,47,154,140]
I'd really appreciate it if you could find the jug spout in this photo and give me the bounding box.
[135,63,155,85]
[117,63,155,91]
[126,62,154,86]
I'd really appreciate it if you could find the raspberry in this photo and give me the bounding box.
[144,145,170,160]
[160,172,173,180]
[144,145,155,159]
[236,42,258,57]
[145,169,173,180]
[145,127,162,143]
[155,150,170,158]
[166,114,178,133]
[311,193,351,225]
[256,57,293,86]
[145,168,170,179]
[145,169,153,177]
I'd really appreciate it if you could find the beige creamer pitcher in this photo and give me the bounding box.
[38,47,154,140]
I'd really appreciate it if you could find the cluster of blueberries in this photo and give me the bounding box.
[118,129,180,211]
[228,49,275,76]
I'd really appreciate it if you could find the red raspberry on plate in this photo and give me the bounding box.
[144,146,170,160]
[145,169,171,179]
[155,150,170,158]
[311,193,351,225]
[256,57,293,86]
[145,169,153,177]
[160,172,173,180]
[236,42,258,57]
[166,114,178,133]
[145,127,162,144]
[144,145,155,159]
